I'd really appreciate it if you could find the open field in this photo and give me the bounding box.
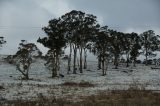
[1,56,160,105]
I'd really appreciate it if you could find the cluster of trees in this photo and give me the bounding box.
[1,10,160,79]
[38,10,160,77]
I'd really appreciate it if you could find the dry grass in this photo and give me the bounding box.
[2,89,160,106]
[1,83,160,106]
[80,90,160,106]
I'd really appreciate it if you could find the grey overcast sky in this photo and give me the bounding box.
[0,0,160,55]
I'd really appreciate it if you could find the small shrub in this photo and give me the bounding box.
[62,82,78,86]
[136,60,141,64]
[62,81,94,87]
[0,85,4,90]
[79,81,94,87]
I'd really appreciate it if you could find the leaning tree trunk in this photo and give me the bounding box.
[22,69,29,80]
[24,73,29,80]
[17,59,30,80]
[25,62,31,80]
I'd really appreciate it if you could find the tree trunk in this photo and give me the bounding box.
[73,46,77,74]
[79,47,83,73]
[114,54,118,69]
[25,67,29,80]
[52,69,57,77]
[83,48,87,69]
[23,73,29,80]
[52,52,57,78]
[133,58,136,67]
[102,56,105,76]
[98,55,101,69]
[56,54,59,76]
[145,49,148,65]
[67,43,72,74]
[145,41,148,65]
[126,52,130,67]
[104,59,108,75]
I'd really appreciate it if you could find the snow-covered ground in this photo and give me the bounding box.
[0,55,160,101]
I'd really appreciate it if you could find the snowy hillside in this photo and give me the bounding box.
[0,55,160,101]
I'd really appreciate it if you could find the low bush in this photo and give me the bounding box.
[62,81,94,87]
[0,85,4,90]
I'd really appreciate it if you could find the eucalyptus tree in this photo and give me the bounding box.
[92,26,111,75]
[123,32,141,67]
[61,13,74,74]
[61,10,85,74]
[61,10,99,73]
[77,14,99,72]
[130,44,141,67]
[129,32,141,66]
[82,16,100,69]
[122,33,132,67]
[37,18,66,77]
[108,30,125,69]
[14,40,41,80]
[140,30,160,65]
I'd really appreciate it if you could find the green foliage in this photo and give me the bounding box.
[37,18,66,52]
[37,18,66,77]
[37,10,160,76]
[140,30,160,65]
[14,40,41,80]
[61,10,99,73]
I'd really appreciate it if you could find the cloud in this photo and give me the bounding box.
[36,0,71,17]
[0,0,72,55]
[0,0,159,55]
[68,0,160,31]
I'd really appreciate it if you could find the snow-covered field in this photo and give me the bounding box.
[1,55,160,101]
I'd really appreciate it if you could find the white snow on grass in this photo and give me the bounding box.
[1,55,160,101]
